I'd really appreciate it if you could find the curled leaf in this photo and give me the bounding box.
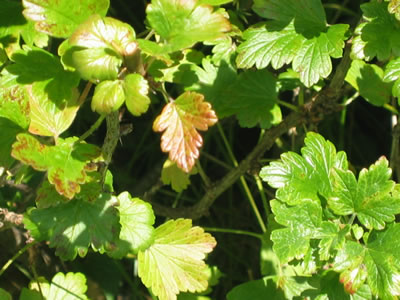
[153,92,217,173]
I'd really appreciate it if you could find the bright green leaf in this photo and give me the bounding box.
[28,272,88,299]
[314,222,350,261]
[91,80,125,114]
[383,57,400,100]
[237,0,348,87]
[270,199,322,264]
[12,134,101,199]
[386,0,400,20]
[24,193,119,260]
[329,157,400,230]
[260,132,348,205]
[22,0,109,38]
[334,224,400,298]
[123,73,151,116]
[198,0,233,5]
[352,1,400,61]
[345,60,392,106]
[146,0,231,52]
[138,219,217,300]
[108,192,155,258]
[161,159,197,192]
[63,15,136,82]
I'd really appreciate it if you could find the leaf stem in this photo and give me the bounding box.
[277,100,299,112]
[203,227,263,240]
[195,160,211,188]
[0,241,36,277]
[78,114,106,142]
[217,124,267,233]
[254,174,270,219]
[77,81,93,106]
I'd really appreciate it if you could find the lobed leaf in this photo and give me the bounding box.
[12,133,101,199]
[22,0,109,38]
[146,0,231,53]
[161,159,197,192]
[138,219,216,300]
[24,193,119,260]
[352,1,400,61]
[237,0,348,87]
[108,192,155,258]
[384,57,400,100]
[28,272,88,299]
[329,157,400,230]
[334,224,400,298]
[260,132,347,204]
[153,92,217,173]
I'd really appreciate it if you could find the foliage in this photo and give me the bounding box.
[1,0,400,299]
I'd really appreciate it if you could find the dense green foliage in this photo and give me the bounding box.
[1,0,400,299]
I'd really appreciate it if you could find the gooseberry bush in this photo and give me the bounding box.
[1,0,400,299]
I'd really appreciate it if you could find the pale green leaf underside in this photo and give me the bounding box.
[29,272,88,299]
[138,219,216,300]
[22,0,109,38]
[124,73,151,116]
[108,192,155,258]
[92,80,125,114]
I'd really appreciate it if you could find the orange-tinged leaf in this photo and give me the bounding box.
[153,92,217,173]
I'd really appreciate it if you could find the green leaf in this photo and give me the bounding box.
[91,80,125,114]
[352,1,400,61]
[260,132,348,205]
[227,277,286,300]
[0,288,11,300]
[345,60,392,106]
[123,73,151,116]
[138,219,216,300]
[334,223,400,298]
[146,0,231,52]
[12,133,101,199]
[237,0,348,87]
[6,46,81,137]
[28,272,88,299]
[161,159,197,192]
[198,0,233,5]
[62,15,136,82]
[329,157,400,230]
[24,194,119,260]
[314,222,350,261]
[383,57,400,100]
[22,0,109,38]
[270,199,322,264]
[108,192,155,258]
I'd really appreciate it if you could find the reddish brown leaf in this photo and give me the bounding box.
[153,92,217,173]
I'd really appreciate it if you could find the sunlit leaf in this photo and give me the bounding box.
[153,92,218,173]
[108,192,155,258]
[62,15,136,82]
[91,80,125,114]
[24,193,119,260]
[383,57,400,101]
[352,1,400,61]
[12,133,101,199]
[386,0,400,20]
[260,132,348,205]
[138,219,216,300]
[22,0,109,38]
[334,224,400,298]
[146,0,231,52]
[328,157,400,230]
[237,0,348,87]
[123,73,151,116]
[27,272,88,299]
